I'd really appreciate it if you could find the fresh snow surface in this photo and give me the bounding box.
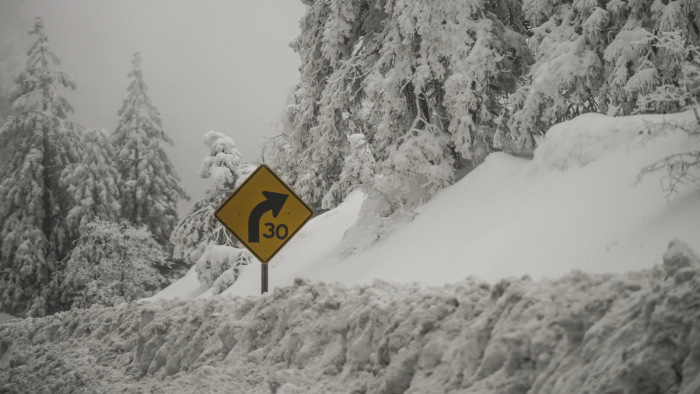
[143,265,209,302]
[3,111,700,394]
[2,241,700,393]
[153,110,700,300]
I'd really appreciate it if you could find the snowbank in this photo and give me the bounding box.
[142,266,209,302]
[531,110,698,171]
[152,110,700,300]
[2,241,699,393]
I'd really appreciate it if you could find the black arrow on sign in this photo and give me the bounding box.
[248,191,289,243]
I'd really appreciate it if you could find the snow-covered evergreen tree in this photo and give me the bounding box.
[112,52,189,247]
[170,130,254,264]
[507,0,615,151]
[61,127,121,234]
[281,0,353,208]
[276,0,531,210]
[631,31,700,114]
[605,0,700,115]
[51,220,169,309]
[0,18,81,316]
[506,0,700,152]
[322,133,375,209]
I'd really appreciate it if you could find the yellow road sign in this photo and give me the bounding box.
[214,164,314,263]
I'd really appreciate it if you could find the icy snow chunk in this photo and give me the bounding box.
[663,238,700,283]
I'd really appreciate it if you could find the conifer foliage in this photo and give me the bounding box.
[268,0,531,210]
[506,0,700,151]
[171,130,254,264]
[0,18,81,316]
[322,133,375,210]
[112,52,189,246]
[61,127,121,234]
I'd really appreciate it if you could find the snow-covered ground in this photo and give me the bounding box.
[156,110,700,300]
[2,240,699,393]
[2,111,700,393]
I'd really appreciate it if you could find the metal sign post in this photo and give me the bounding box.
[261,263,268,294]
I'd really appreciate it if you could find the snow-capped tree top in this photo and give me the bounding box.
[112,51,188,246]
[115,52,169,144]
[170,130,248,263]
[132,51,142,69]
[8,17,76,120]
[200,130,243,192]
[0,17,82,316]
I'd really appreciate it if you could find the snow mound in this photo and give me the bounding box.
[142,265,209,302]
[531,110,698,171]
[153,110,700,300]
[2,241,699,393]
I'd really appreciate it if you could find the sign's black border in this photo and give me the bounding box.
[214,164,315,264]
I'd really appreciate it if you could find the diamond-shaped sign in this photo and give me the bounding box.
[214,164,314,263]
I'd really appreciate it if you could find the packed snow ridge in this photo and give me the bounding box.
[1,240,699,393]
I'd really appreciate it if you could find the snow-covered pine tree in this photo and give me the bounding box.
[279,0,357,208]
[507,0,700,152]
[261,103,295,179]
[171,130,255,264]
[604,0,700,115]
[635,31,700,114]
[507,0,617,152]
[322,133,375,209]
[60,127,121,234]
[52,220,169,309]
[112,52,189,247]
[0,17,82,316]
[277,0,530,210]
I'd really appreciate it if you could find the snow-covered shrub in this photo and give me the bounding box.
[631,31,700,195]
[171,131,255,264]
[195,244,252,288]
[637,113,700,196]
[51,220,170,309]
[212,268,244,296]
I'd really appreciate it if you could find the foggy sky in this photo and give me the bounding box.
[0,0,306,216]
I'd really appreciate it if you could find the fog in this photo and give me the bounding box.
[0,0,306,215]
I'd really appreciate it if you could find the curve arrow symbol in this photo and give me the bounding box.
[248,191,289,242]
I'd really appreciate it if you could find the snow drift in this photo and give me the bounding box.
[155,110,700,300]
[1,241,699,393]
[2,111,699,393]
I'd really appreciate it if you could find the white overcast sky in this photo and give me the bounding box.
[0,0,306,215]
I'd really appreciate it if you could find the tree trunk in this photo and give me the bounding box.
[131,127,140,225]
[403,81,418,125]
[41,121,53,243]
